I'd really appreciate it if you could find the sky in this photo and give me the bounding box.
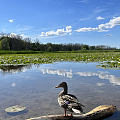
[0,0,120,48]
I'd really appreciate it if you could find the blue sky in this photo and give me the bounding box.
[0,0,120,48]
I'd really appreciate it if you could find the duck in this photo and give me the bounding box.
[55,82,85,116]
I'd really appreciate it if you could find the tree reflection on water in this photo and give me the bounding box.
[0,65,31,73]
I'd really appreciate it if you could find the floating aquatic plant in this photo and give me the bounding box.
[0,52,120,69]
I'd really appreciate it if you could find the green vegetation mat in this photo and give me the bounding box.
[0,52,120,69]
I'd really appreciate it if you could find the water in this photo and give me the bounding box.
[0,62,120,120]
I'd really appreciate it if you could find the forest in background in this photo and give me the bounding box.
[0,33,118,52]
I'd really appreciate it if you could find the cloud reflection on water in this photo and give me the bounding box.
[11,82,16,87]
[76,71,120,86]
[96,82,105,86]
[40,68,73,78]
[40,68,120,86]
[0,64,120,86]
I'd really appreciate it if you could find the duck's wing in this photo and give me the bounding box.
[58,94,78,107]
[63,94,85,106]
[60,94,84,113]
[63,94,78,103]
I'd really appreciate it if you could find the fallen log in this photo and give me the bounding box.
[26,105,117,120]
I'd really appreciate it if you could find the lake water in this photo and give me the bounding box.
[0,62,120,120]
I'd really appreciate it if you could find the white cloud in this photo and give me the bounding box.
[66,26,72,33]
[5,33,29,39]
[98,17,120,31]
[40,32,46,37]
[8,19,14,23]
[40,26,72,37]
[75,27,98,32]
[75,17,120,32]
[1,33,17,38]
[96,16,105,20]
[9,33,17,38]
[20,34,29,39]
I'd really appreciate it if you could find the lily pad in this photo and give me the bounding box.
[5,105,26,113]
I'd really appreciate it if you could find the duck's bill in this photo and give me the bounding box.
[55,85,60,88]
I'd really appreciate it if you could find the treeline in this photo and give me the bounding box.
[0,34,117,51]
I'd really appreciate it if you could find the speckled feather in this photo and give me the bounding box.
[56,82,84,115]
[58,94,84,113]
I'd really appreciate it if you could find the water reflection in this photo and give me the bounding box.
[0,62,119,120]
[39,68,120,86]
[76,71,120,86]
[0,64,120,86]
[96,82,105,86]
[11,82,16,87]
[40,68,73,78]
[0,65,31,73]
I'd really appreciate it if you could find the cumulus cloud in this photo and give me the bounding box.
[40,26,72,37]
[75,17,120,32]
[8,19,14,23]
[98,17,120,31]
[96,16,105,20]
[5,33,29,39]
[9,33,17,37]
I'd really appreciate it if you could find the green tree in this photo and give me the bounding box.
[1,37,10,50]
[0,40,2,50]
[81,45,89,50]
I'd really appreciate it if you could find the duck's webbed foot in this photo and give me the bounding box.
[70,113,73,116]
[63,109,73,117]
[67,113,73,116]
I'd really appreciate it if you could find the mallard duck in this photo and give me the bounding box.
[55,82,84,116]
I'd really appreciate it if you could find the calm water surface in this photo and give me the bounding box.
[0,62,120,120]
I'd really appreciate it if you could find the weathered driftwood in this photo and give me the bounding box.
[26,105,117,120]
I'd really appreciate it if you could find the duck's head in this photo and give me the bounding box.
[55,82,67,88]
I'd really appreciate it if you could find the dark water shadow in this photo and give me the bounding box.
[104,111,120,120]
